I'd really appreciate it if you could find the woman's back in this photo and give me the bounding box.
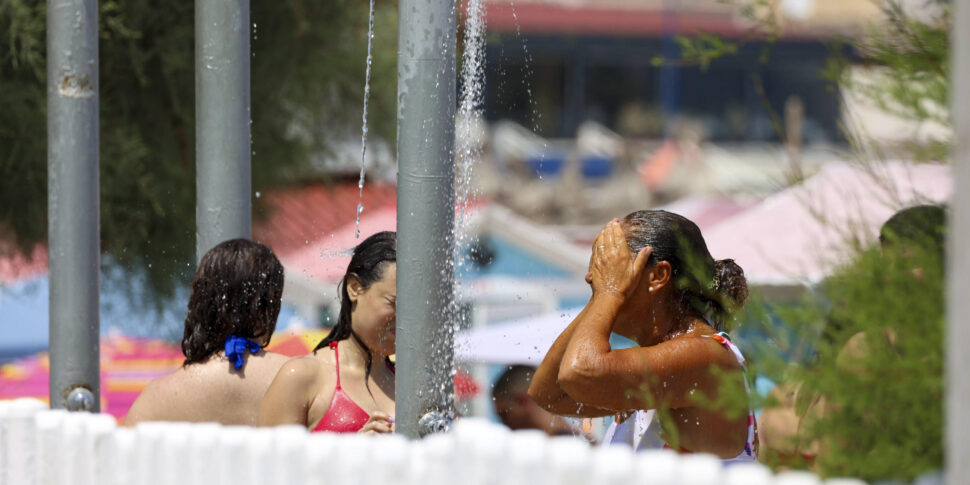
[125,351,289,426]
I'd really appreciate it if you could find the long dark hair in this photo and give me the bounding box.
[622,210,748,330]
[314,231,396,382]
[182,239,285,366]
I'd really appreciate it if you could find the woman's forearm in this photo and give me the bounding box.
[529,304,615,417]
[559,293,624,392]
[529,306,588,406]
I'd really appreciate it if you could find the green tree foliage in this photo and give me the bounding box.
[0,0,398,300]
[746,229,944,481]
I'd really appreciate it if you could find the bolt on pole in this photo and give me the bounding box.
[195,0,252,261]
[947,0,970,483]
[47,0,101,412]
[395,0,458,438]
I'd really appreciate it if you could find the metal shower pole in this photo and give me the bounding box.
[195,0,252,261]
[947,0,970,482]
[47,0,101,412]
[395,0,458,438]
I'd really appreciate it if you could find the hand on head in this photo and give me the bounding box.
[590,218,652,300]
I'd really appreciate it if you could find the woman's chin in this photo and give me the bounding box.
[378,336,396,356]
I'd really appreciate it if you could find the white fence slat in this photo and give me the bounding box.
[724,462,773,485]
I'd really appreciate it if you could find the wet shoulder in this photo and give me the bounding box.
[273,354,333,391]
[655,334,743,370]
[250,351,291,375]
[124,367,194,424]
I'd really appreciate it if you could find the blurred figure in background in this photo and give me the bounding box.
[758,204,946,471]
[493,365,580,436]
[125,239,289,426]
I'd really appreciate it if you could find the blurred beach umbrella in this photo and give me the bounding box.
[455,308,583,365]
[703,161,950,290]
[0,334,183,421]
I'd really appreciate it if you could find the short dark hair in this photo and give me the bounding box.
[181,239,284,366]
[879,205,946,255]
[492,365,536,401]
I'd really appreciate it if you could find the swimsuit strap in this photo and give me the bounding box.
[704,331,757,458]
[329,341,342,389]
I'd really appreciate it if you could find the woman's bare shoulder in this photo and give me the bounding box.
[649,334,743,370]
[272,354,330,387]
[124,368,189,425]
[258,351,296,369]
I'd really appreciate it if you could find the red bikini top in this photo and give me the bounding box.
[310,341,393,433]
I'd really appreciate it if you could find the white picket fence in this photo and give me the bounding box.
[0,398,863,485]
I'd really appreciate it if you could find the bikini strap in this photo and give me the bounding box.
[329,341,341,389]
[703,332,757,458]
[705,331,746,368]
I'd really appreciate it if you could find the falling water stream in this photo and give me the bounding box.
[355,0,377,239]
[454,0,487,283]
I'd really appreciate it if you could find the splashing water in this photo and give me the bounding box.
[454,0,486,279]
[355,0,377,239]
[450,0,487,417]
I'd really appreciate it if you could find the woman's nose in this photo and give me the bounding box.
[585,272,593,285]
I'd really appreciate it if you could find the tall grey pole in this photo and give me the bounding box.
[947,0,970,482]
[395,0,457,438]
[47,0,100,412]
[195,0,252,261]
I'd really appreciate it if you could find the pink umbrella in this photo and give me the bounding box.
[703,161,950,288]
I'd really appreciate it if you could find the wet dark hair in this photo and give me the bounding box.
[879,204,946,255]
[182,239,284,366]
[314,231,397,383]
[622,210,748,330]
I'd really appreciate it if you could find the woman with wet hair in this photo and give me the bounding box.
[530,211,756,460]
[125,239,289,426]
[260,231,397,434]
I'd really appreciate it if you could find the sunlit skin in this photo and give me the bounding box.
[529,219,749,458]
[259,265,397,434]
[124,335,289,426]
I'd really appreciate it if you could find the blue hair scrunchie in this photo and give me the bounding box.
[224,334,262,370]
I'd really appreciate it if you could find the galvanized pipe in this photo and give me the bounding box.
[195,0,252,261]
[947,0,970,482]
[47,0,101,411]
[395,0,458,438]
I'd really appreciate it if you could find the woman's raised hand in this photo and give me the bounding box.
[590,219,652,300]
[358,412,395,434]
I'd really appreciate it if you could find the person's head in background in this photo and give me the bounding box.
[879,204,946,280]
[493,365,575,435]
[182,239,284,366]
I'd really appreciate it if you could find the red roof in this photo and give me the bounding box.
[253,182,397,259]
[1,183,399,285]
[0,243,48,285]
[484,1,746,38]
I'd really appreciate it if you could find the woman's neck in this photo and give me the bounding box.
[632,299,710,346]
[338,334,385,370]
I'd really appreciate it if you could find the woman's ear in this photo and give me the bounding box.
[346,275,364,302]
[648,260,673,292]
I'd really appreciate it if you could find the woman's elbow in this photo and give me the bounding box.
[557,361,599,401]
[526,380,542,404]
